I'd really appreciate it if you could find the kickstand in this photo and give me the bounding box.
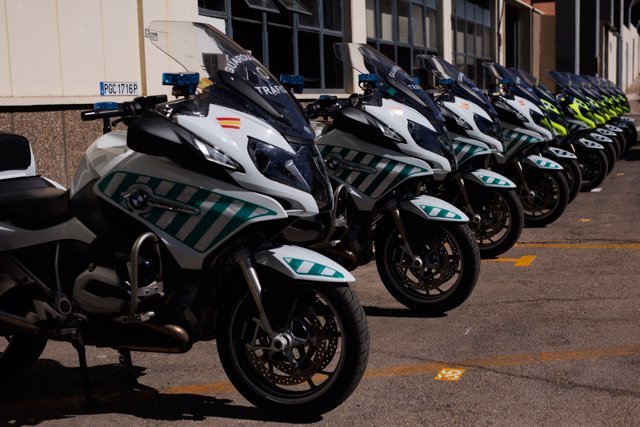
[71,333,98,407]
[118,349,139,387]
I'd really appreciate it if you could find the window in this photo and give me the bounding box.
[366,0,440,74]
[199,0,344,91]
[452,0,493,89]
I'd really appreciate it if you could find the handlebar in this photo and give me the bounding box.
[304,96,346,119]
[81,95,168,122]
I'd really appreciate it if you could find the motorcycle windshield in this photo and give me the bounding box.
[146,21,313,142]
[512,68,561,109]
[334,43,445,126]
[548,70,587,101]
[416,55,498,118]
[484,62,542,106]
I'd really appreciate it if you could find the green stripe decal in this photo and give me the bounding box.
[183,195,234,247]
[363,159,397,195]
[351,156,381,188]
[209,203,260,248]
[98,172,278,253]
[163,188,211,236]
[112,173,139,202]
[421,205,463,220]
[283,257,345,279]
[97,172,116,192]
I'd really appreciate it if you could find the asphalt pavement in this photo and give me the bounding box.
[1,89,640,426]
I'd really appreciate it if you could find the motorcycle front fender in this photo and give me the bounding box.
[399,195,469,223]
[574,138,604,150]
[544,146,578,160]
[523,155,564,171]
[464,169,516,189]
[254,245,355,283]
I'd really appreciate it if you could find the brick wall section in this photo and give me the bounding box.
[0,110,103,187]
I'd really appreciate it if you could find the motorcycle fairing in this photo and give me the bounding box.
[96,165,288,270]
[500,124,544,158]
[440,96,504,152]
[464,169,516,188]
[451,136,493,164]
[316,129,432,211]
[545,147,578,160]
[362,99,452,172]
[523,154,563,170]
[399,195,469,222]
[254,245,355,283]
[0,218,95,251]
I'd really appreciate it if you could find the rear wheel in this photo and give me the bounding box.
[217,283,369,416]
[0,287,48,379]
[375,218,480,314]
[520,168,569,227]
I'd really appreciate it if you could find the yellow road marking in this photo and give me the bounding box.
[2,343,639,414]
[484,255,536,266]
[515,243,640,249]
[164,343,640,395]
[434,368,465,381]
[578,218,592,222]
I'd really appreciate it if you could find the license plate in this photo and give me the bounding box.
[100,82,139,96]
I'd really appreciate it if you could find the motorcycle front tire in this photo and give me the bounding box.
[575,147,608,192]
[375,218,480,314]
[520,168,569,227]
[217,283,369,417]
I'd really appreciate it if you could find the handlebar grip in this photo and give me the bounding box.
[80,108,122,121]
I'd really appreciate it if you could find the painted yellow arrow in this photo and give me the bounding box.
[484,255,536,266]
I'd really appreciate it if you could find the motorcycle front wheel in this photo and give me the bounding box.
[217,284,369,417]
[375,218,480,314]
[520,168,569,227]
[455,187,524,259]
[575,147,608,191]
[558,158,582,204]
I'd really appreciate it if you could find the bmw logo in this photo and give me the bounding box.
[127,189,149,210]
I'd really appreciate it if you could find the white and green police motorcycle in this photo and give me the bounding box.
[0,21,369,416]
[281,44,481,314]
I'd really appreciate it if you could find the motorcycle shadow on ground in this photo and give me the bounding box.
[623,145,640,161]
[0,359,321,425]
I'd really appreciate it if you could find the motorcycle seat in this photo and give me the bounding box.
[0,176,71,229]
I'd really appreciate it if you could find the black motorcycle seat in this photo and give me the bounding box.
[0,177,72,229]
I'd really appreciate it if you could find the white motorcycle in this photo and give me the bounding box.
[0,21,369,416]
[281,43,481,314]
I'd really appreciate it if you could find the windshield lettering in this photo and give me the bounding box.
[224,54,253,73]
[255,84,287,96]
[389,65,401,78]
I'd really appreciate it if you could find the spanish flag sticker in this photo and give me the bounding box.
[217,117,241,130]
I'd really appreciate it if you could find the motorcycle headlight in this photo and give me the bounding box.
[194,138,243,171]
[441,106,472,130]
[248,138,332,210]
[473,113,503,143]
[407,120,457,170]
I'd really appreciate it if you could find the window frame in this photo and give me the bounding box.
[198,0,345,92]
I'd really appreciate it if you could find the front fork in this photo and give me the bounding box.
[385,199,423,269]
[237,255,297,353]
[452,176,480,225]
[514,160,535,200]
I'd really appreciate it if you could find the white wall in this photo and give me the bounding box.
[621,23,640,90]
[0,0,219,106]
